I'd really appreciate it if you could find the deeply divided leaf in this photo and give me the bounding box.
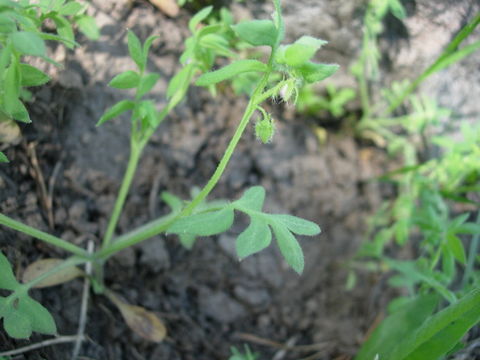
[271,223,305,274]
[231,20,277,47]
[236,218,272,259]
[18,297,56,335]
[234,186,266,211]
[270,214,320,236]
[196,60,267,87]
[168,208,234,236]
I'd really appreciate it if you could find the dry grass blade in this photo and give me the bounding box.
[22,258,84,288]
[106,290,167,342]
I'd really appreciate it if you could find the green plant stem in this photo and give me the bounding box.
[101,140,143,249]
[462,211,480,287]
[0,214,89,258]
[96,57,276,260]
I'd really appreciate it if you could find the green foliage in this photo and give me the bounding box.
[229,345,259,360]
[0,0,332,345]
[0,0,99,128]
[0,251,57,339]
[297,84,356,117]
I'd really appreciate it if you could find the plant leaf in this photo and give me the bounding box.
[196,60,267,86]
[188,6,213,33]
[18,296,56,335]
[0,251,18,290]
[20,64,50,87]
[22,258,83,288]
[109,70,140,89]
[445,233,466,265]
[282,36,327,67]
[11,31,46,56]
[179,233,196,249]
[389,287,480,360]
[58,1,83,16]
[168,207,234,236]
[76,15,100,40]
[3,309,32,339]
[137,73,161,98]
[97,100,135,126]
[0,151,9,163]
[355,294,439,360]
[236,218,272,259]
[297,62,339,83]
[127,30,144,71]
[234,186,265,211]
[231,19,277,47]
[271,223,304,274]
[270,214,321,236]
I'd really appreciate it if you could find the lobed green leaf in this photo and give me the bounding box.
[270,214,321,236]
[234,186,265,211]
[231,19,277,47]
[236,218,272,259]
[271,223,305,274]
[18,296,57,335]
[3,309,32,339]
[196,60,267,87]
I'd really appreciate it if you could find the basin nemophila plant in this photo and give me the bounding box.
[0,0,337,350]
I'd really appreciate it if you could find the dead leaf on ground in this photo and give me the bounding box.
[149,0,180,17]
[106,290,167,342]
[22,258,84,288]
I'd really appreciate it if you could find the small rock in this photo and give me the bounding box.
[234,285,270,307]
[199,288,247,323]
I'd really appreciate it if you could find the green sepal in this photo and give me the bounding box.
[195,60,267,86]
[108,70,140,89]
[97,99,135,126]
[231,19,277,47]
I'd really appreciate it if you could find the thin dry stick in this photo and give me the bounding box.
[0,335,81,357]
[71,241,94,360]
